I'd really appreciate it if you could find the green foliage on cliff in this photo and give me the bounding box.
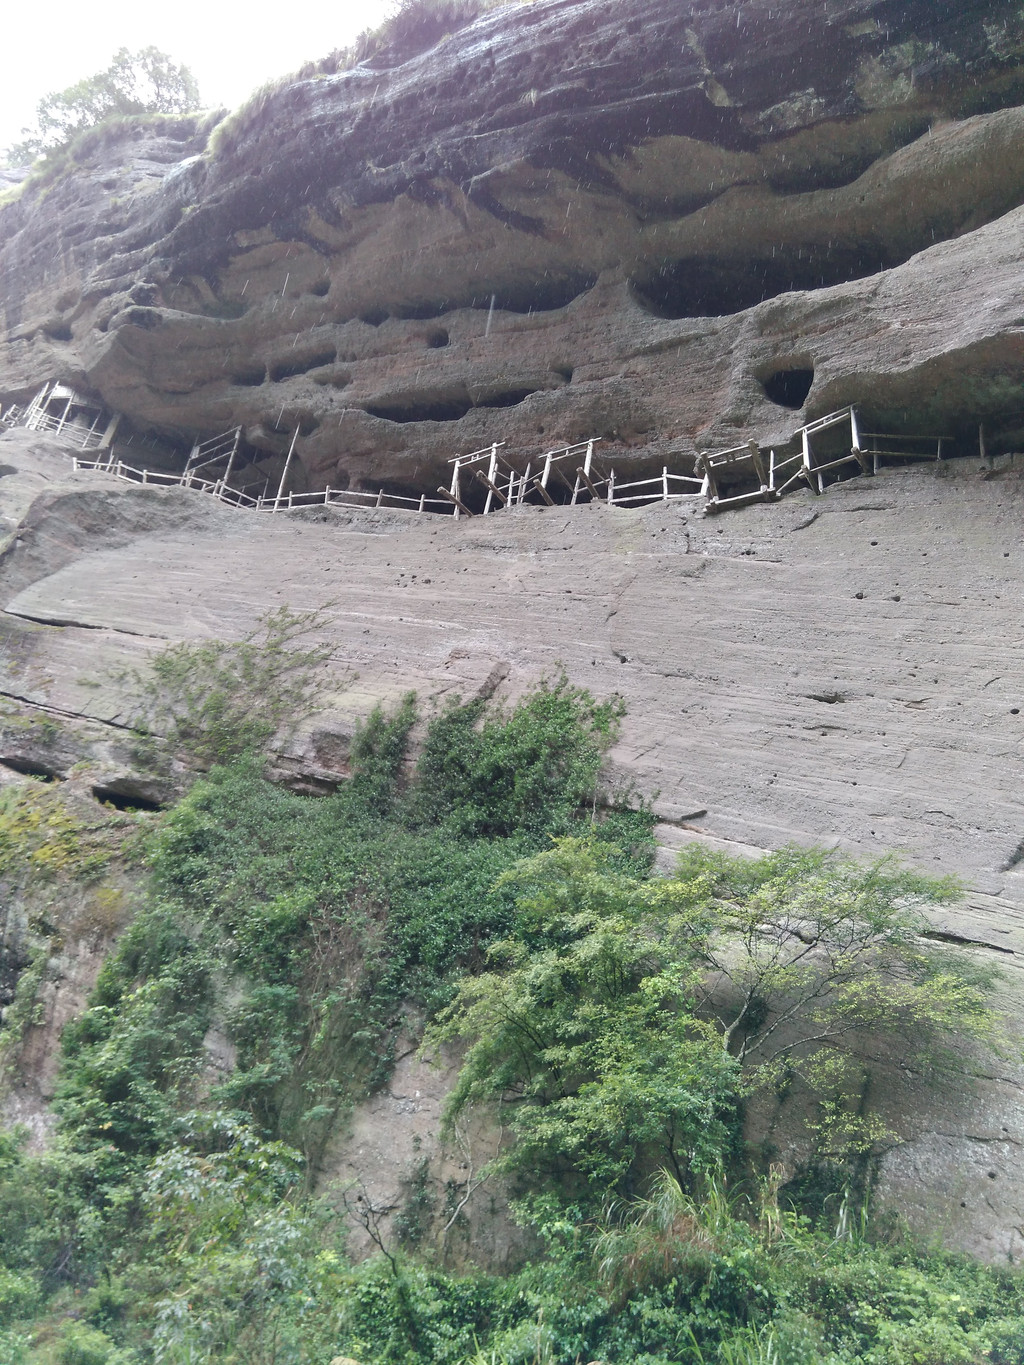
[0,679,1019,1364]
[6,48,200,165]
[124,605,338,766]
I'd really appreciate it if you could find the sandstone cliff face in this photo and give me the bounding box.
[4,0,1024,499]
[4,0,1024,1263]
[2,430,1024,1258]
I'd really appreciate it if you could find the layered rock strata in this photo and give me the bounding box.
[2,430,1024,1257]
[3,0,1024,499]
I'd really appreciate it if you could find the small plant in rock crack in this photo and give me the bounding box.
[121,605,343,765]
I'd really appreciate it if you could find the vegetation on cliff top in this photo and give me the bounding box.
[4,48,201,167]
[0,649,1019,1364]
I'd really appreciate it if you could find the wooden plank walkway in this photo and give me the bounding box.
[2,385,967,522]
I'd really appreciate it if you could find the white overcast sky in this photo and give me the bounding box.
[0,0,394,151]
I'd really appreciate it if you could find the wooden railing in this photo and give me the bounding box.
[40,405,964,524]
[696,407,954,513]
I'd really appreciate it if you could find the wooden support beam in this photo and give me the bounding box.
[521,462,532,504]
[747,440,768,489]
[572,438,595,505]
[801,428,822,494]
[273,424,301,511]
[540,449,554,492]
[575,466,603,501]
[474,469,508,507]
[483,443,500,515]
[437,486,474,516]
[55,393,75,435]
[697,455,721,502]
[218,426,242,493]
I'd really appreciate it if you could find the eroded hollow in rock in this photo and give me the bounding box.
[631,249,890,319]
[761,367,815,408]
[91,783,164,812]
[387,275,597,324]
[479,274,597,314]
[365,384,544,423]
[233,365,266,387]
[268,346,337,383]
[0,757,61,781]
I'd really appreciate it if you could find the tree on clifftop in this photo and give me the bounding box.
[7,47,200,163]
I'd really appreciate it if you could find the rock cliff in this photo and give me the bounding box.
[4,0,1024,499]
[3,0,1024,1265]
[2,429,1024,1259]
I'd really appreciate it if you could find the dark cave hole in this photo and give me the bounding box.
[0,757,61,782]
[42,321,73,342]
[359,308,389,327]
[426,329,450,349]
[367,395,473,423]
[311,370,352,389]
[233,366,266,387]
[364,385,544,424]
[761,368,815,409]
[631,249,890,319]
[383,275,597,326]
[268,346,337,383]
[91,784,164,812]
[393,300,452,320]
[476,274,597,315]
[309,280,331,297]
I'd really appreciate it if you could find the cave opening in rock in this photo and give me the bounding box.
[268,346,337,383]
[365,384,545,424]
[393,300,452,320]
[425,328,450,348]
[761,367,815,409]
[386,275,597,325]
[631,248,890,319]
[91,783,164,812]
[367,395,474,423]
[233,365,266,387]
[0,757,61,781]
[478,274,597,314]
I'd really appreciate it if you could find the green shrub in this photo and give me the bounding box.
[56,1321,119,1365]
[124,604,338,764]
[0,1267,39,1323]
[1,670,1018,1365]
[410,674,625,836]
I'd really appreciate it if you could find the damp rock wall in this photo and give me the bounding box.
[2,429,1024,1257]
[3,0,1024,501]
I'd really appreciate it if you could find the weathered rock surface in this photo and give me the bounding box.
[2,431,1024,1256]
[5,0,1024,1263]
[4,0,1024,500]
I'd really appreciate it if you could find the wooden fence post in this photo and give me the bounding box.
[274,424,301,511]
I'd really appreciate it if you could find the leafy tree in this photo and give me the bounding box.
[430,839,738,1200]
[8,47,200,162]
[676,844,999,1161]
[431,840,999,1203]
[124,604,337,766]
[410,674,625,837]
